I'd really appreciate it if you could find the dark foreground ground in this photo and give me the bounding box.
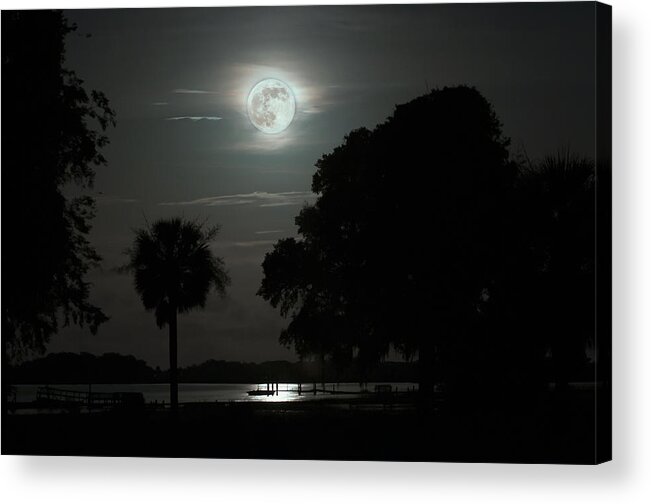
[2,390,609,464]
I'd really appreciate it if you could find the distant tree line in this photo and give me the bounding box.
[11,353,154,384]
[9,352,418,384]
[10,352,595,386]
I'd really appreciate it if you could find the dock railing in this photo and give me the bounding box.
[36,386,144,409]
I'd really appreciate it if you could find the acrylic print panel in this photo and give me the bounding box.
[1,2,611,464]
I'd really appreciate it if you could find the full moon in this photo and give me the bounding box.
[246,78,296,134]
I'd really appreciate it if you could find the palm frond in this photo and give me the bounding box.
[123,217,231,326]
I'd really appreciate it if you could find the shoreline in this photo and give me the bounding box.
[3,389,605,464]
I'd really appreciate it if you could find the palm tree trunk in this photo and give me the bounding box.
[169,304,178,413]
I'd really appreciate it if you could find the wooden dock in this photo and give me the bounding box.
[36,386,144,410]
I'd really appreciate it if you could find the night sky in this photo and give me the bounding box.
[49,3,597,367]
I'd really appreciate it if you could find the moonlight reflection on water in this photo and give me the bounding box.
[14,383,418,404]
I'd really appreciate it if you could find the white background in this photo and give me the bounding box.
[1,0,649,502]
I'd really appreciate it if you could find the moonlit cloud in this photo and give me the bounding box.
[254,230,285,235]
[172,88,219,94]
[159,191,316,208]
[165,116,222,121]
[228,126,326,153]
[228,137,294,152]
[230,240,277,248]
[259,200,304,208]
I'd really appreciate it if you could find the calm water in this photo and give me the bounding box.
[14,382,419,404]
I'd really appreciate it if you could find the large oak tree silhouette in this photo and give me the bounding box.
[260,86,597,406]
[2,11,115,359]
[259,86,515,395]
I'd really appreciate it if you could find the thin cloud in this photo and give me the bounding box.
[211,239,278,252]
[228,129,326,153]
[260,201,305,208]
[228,137,294,152]
[160,191,316,208]
[254,230,285,235]
[231,240,277,248]
[172,88,218,94]
[152,102,168,106]
[165,116,222,122]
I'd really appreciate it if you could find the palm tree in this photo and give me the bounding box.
[125,218,230,412]
[517,151,596,391]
